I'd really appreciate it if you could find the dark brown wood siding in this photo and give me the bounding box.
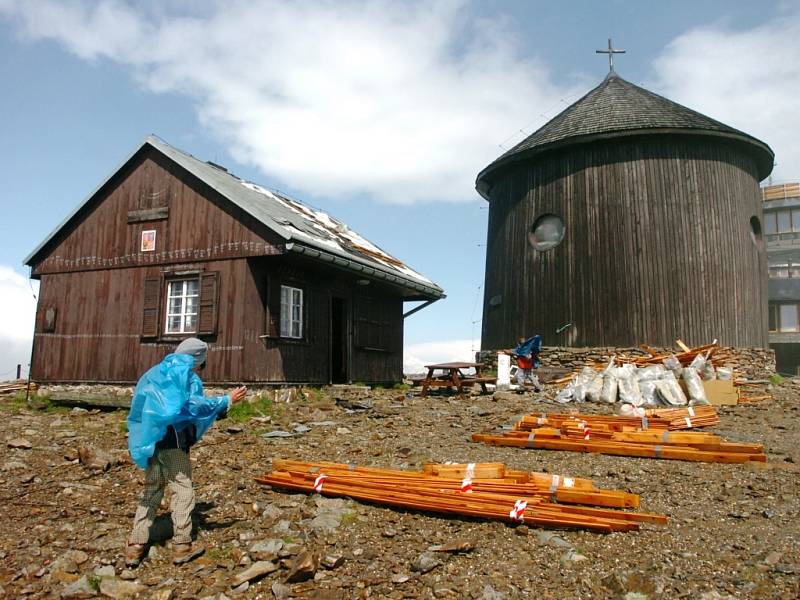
[31,149,283,276]
[481,135,768,350]
[32,256,404,384]
[29,148,406,384]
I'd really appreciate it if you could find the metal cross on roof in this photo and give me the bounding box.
[596,38,625,71]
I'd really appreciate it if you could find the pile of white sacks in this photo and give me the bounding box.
[554,354,733,417]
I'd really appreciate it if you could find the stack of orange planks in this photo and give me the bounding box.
[255,459,667,533]
[515,406,719,433]
[472,407,765,464]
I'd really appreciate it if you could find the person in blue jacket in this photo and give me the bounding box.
[124,338,246,567]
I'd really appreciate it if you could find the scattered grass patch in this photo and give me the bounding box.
[769,373,785,386]
[4,392,66,414]
[207,546,232,560]
[339,512,358,527]
[227,394,274,423]
[87,575,101,591]
[299,387,323,403]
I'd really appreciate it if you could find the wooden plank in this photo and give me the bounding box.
[50,393,131,409]
[127,206,169,223]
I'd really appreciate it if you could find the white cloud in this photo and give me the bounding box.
[651,12,800,182]
[0,0,579,203]
[403,338,477,374]
[0,266,38,379]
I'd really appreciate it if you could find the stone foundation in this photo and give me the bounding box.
[476,346,776,379]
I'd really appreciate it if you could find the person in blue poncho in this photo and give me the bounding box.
[504,335,543,391]
[124,338,246,567]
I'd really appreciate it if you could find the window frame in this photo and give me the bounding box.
[165,278,200,335]
[279,284,304,339]
[764,212,777,235]
[770,302,800,333]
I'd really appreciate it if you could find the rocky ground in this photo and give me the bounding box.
[0,380,798,599]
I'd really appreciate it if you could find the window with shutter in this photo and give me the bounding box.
[165,279,199,334]
[142,277,162,337]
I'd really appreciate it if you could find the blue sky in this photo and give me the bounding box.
[1,0,799,377]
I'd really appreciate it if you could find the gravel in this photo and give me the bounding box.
[0,381,798,598]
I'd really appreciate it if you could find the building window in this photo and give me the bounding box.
[768,260,800,278]
[165,279,199,334]
[528,214,565,251]
[142,273,218,338]
[778,210,792,233]
[769,262,789,278]
[280,285,303,338]
[771,303,800,332]
[764,212,777,235]
[765,208,800,240]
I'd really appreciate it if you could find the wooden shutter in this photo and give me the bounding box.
[197,272,219,335]
[142,277,162,337]
[265,278,279,337]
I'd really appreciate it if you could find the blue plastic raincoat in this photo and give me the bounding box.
[127,353,229,469]
[512,335,543,368]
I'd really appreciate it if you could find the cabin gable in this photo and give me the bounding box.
[31,147,284,277]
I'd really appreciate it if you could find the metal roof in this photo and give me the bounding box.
[476,71,775,198]
[26,135,444,300]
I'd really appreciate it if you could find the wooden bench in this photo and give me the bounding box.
[420,363,496,396]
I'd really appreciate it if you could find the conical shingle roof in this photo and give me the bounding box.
[476,72,774,197]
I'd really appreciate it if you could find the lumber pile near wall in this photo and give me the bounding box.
[0,380,36,396]
[256,459,667,533]
[472,407,766,464]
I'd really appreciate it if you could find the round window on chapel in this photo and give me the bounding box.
[528,214,565,251]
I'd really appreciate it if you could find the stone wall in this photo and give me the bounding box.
[477,346,776,379]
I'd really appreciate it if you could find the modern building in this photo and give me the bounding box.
[763,182,800,374]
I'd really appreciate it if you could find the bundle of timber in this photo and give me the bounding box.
[0,380,36,396]
[472,407,766,464]
[256,459,667,533]
[515,406,720,432]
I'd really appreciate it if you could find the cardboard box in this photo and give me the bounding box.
[677,378,738,406]
[702,379,738,406]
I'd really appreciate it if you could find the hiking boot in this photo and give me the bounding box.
[124,543,146,568]
[172,542,204,564]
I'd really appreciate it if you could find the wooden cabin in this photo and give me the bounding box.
[477,71,774,351]
[25,136,444,385]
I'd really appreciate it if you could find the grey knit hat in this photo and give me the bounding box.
[174,337,208,367]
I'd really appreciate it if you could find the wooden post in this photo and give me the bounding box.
[16,364,21,380]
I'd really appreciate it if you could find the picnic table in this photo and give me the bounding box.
[420,362,496,396]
